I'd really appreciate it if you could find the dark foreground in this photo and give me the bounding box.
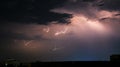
[0,55,120,67]
[0,61,120,67]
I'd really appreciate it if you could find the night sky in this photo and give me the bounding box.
[0,0,120,62]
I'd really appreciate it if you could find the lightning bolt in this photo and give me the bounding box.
[55,27,68,36]
[52,45,64,51]
[23,40,34,46]
[43,27,50,33]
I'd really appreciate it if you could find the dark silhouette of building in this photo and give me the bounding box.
[110,55,120,61]
[1,58,20,67]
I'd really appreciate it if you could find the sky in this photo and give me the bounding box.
[0,0,120,62]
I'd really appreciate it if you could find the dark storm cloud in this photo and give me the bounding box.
[0,0,71,24]
[99,0,120,11]
[53,0,120,21]
[100,17,120,23]
[81,0,95,2]
[0,0,119,24]
[52,0,100,20]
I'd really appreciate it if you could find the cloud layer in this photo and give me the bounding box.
[0,0,120,62]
